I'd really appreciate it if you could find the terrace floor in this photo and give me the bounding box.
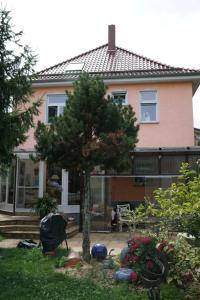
[0,232,131,254]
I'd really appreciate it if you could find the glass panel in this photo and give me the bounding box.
[48,106,57,122]
[17,159,39,208]
[144,176,178,201]
[68,171,80,205]
[188,155,200,170]
[90,175,178,231]
[140,91,156,102]
[0,176,6,203]
[46,164,62,205]
[90,177,112,231]
[134,156,158,175]
[8,162,16,204]
[161,155,185,175]
[112,92,126,104]
[141,103,156,121]
[65,63,84,71]
[58,106,65,116]
[48,94,67,105]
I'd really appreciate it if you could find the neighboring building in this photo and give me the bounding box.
[1,25,200,231]
[194,128,200,145]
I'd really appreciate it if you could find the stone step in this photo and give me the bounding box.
[0,219,39,226]
[2,231,40,240]
[0,217,76,227]
[2,225,79,240]
[66,225,79,238]
[0,224,39,232]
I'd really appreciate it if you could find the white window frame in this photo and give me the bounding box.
[139,90,158,123]
[46,93,67,123]
[111,90,128,105]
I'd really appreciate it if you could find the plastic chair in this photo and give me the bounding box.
[117,204,131,232]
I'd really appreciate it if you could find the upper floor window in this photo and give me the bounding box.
[47,94,67,123]
[140,90,157,122]
[112,91,128,105]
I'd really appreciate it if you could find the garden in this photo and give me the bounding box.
[1,162,200,300]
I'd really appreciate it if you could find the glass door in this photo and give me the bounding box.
[16,157,39,209]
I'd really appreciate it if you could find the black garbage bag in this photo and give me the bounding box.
[40,213,67,252]
[17,239,38,249]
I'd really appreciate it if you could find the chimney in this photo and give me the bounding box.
[108,24,116,54]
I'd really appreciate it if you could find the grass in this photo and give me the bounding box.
[0,234,5,242]
[0,247,185,300]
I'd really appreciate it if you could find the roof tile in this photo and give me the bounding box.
[36,44,199,81]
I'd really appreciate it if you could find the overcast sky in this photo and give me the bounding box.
[2,0,200,128]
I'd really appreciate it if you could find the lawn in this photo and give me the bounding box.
[0,247,185,300]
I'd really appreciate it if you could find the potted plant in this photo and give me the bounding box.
[34,193,58,219]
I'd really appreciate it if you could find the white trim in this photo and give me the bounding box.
[39,161,45,197]
[32,74,200,88]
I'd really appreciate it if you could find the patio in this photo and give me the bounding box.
[0,232,130,254]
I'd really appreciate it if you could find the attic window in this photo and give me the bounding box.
[65,62,84,71]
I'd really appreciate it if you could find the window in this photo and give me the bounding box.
[47,94,67,123]
[112,91,127,105]
[65,62,84,71]
[140,90,157,122]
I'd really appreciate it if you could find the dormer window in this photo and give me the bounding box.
[47,94,67,123]
[65,62,84,71]
[112,91,128,105]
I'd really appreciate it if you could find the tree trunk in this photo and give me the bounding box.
[82,169,91,262]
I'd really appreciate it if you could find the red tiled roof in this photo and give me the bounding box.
[36,44,200,81]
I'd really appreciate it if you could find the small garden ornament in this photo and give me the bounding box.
[91,244,108,260]
[103,249,115,269]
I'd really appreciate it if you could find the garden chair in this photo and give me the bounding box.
[117,204,132,232]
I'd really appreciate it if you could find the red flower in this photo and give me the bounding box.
[132,255,140,262]
[131,271,139,282]
[123,255,130,265]
[141,237,152,245]
[146,260,154,269]
[181,272,194,283]
[157,241,168,252]
[130,242,140,252]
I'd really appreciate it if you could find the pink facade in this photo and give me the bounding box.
[21,81,194,150]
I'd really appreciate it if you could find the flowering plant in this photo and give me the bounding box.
[157,238,198,286]
[122,236,165,283]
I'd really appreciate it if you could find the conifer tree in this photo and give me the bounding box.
[35,73,139,261]
[0,8,40,172]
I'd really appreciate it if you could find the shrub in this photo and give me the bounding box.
[130,160,200,240]
[34,193,57,219]
[158,237,200,286]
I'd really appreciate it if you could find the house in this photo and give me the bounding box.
[194,128,200,145]
[1,25,200,231]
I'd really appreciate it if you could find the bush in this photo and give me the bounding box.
[131,160,200,240]
[158,237,200,286]
[34,193,57,219]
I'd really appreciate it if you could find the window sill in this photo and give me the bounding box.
[140,121,159,124]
